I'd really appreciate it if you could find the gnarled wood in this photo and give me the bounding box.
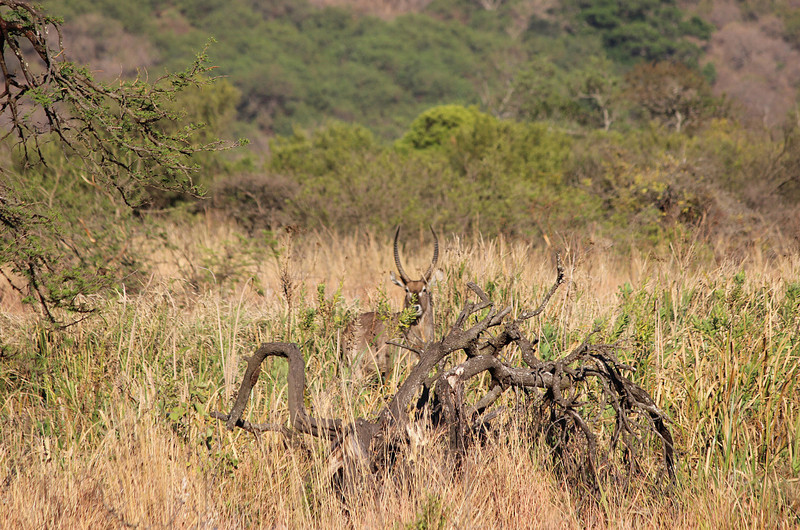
[213,253,676,490]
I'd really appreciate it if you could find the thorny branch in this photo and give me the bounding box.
[0,1,242,323]
[213,253,675,490]
[0,0,240,200]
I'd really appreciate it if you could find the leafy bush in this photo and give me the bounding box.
[262,106,581,236]
[564,0,713,65]
[210,173,298,234]
[396,105,485,151]
[624,61,729,133]
[250,103,798,247]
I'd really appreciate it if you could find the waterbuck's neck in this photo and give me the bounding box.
[401,293,434,348]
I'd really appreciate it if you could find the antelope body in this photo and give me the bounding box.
[342,226,439,379]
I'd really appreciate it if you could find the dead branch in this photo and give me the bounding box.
[211,253,675,489]
[221,342,343,439]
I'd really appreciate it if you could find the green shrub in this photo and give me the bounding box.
[396,105,486,151]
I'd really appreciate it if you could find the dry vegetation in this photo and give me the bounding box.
[1,217,800,527]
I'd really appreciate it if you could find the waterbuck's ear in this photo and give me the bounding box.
[428,269,445,287]
[390,270,405,287]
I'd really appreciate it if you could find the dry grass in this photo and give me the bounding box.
[1,217,799,528]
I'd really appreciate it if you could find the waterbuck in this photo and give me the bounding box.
[342,226,440,380]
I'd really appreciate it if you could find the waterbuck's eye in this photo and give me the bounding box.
[422,286,427,292]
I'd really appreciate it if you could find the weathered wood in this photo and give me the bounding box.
[212,253,676,489]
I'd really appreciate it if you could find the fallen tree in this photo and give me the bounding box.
[212,255,675,492]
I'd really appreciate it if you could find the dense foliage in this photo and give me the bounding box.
[562,0,714,64]
[40,0,718,138]
[3,0,799,321]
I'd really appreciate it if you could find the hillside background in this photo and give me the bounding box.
[3,0,800,311]
[48,0,800,136]
[21,0,794,256]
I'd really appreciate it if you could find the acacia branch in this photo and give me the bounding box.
[0,1,244,323]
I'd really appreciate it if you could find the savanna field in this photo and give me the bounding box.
[4,0,800,527]
[1,219,799,528]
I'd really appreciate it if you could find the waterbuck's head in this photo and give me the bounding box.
[389,226,439,338]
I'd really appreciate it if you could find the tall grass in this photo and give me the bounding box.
[1,218,798,527]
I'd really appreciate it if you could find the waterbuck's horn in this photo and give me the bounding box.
[424,226,439,282]
[393,225,411,284]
